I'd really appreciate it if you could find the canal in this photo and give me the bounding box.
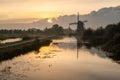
[0,37,120,80]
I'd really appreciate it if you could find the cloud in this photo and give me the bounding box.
[0,0,28,3]
[0,18,39,24]
[0,5,120,30]
[0,0,120,15]
[0,14,8,19]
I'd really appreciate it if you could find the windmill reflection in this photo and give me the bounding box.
[76,36,82,59]
[75,36,120,64]
[51,37,120,64]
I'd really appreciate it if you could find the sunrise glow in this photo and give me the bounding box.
[0,0,120,20]
[47,18,53,23]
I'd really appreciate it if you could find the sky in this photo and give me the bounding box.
[0,0,120,20]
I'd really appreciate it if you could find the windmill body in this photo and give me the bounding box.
[69,13,87,36]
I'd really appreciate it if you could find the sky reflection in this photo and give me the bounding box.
[0,37,120,80]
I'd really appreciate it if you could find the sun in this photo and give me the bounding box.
[47,18,53,23]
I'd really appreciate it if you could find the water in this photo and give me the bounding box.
[0,37,120,80]
[0,38,22,44]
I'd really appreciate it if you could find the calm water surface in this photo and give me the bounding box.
[0,38,22,44]
[0,37,120,80]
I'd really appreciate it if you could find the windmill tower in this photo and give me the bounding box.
[69,12,87,36]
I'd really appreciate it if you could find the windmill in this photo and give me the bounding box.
[69,12,88,35]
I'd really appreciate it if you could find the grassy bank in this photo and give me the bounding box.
[0,38,52,62]
[82,22,120,56]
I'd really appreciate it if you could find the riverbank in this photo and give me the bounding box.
[82,35,120,56]
[0,38,52,62]
[82,22,120,56]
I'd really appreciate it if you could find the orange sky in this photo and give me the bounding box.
[0,0,120,20]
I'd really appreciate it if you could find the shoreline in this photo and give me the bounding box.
[0,38,52,62]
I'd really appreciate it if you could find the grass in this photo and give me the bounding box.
[0,38,52,62]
